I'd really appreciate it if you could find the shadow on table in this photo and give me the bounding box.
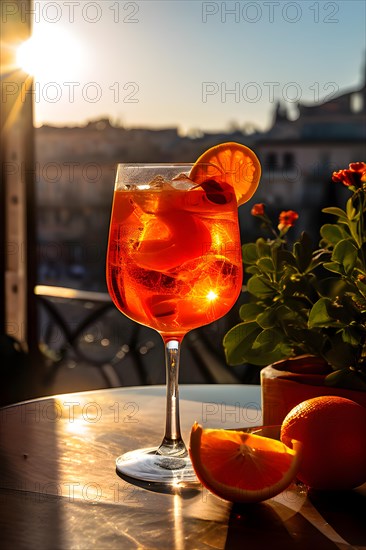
[224,485,366,549]
[307,487,366,547]
[224,502,336,550]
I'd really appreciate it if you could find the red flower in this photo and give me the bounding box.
[278,210,299,230]
[332,162,366,188]
[251,203,265,216]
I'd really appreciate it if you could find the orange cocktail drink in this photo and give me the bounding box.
[107,174,242,340]
[107,146,261,487]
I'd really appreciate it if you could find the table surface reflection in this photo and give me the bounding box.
[0,384,365,549]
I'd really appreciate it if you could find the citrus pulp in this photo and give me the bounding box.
[189,142,261,206]
[189,422,301,503]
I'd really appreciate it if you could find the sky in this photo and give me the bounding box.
[17,0,366,134]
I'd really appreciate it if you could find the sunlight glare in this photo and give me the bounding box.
[206,290,218,302]
[16,25,83,79]
[64,417,89,436]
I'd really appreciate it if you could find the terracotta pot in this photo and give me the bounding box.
[261,356,366,425]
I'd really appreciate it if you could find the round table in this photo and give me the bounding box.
[1,384,365,549]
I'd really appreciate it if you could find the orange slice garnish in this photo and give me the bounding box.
[189,142,261,206]
[189,423,301,503]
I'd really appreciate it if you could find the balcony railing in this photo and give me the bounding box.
[34,285,251,392]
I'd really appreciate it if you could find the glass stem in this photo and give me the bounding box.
[158,338,188,458]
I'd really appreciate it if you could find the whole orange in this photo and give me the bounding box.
[280,396,366,490]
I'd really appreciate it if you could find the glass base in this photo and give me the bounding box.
[116,447,199,487]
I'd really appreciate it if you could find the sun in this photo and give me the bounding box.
[16,24,83,80]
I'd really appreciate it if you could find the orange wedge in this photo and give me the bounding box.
[189,423,301,503]
[189,142,261,206]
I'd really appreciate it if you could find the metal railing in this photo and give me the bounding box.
[35,285,247,388]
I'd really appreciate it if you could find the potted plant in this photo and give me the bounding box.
[223,162,366,424]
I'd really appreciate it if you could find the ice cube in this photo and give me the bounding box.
[171,173,195,190]
[147,175,171,189]
[128,265,187,293]
[147,296,177,319]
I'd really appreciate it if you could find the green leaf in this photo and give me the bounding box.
[240,346,290,367]
[245,265,261,275]
[276,249,297,269]
[327,302,356,326]
[324,368,366,391]
[256,238,271,257]
[332,239,358,274]
[252,329,283,351]
[239,303,263,322]
[247,275,276,297]
[256,308,278,329]
[355,278,366,299]
[316,277,347,298]
[323,340,357,370]
[293,232,313,273]
[323,261,344,275]
[347,218,362,247]
[282,275,312,299]
[346,197,357,220]
[342,327,362,346]
[309,250,331,270]
[308,298,342,328]
[287,302,310,320]
[287,328,328,356]
[275,304,308,326]
[320,224,345,246]
[322,207,348,220]
[257,257,275,272]
[242,243,258,264]
[223,322,261,365]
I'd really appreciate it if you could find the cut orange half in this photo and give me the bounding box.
[189,142,261,206]
[189,423,301,503]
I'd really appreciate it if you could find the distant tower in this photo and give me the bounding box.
[273,101,288,124]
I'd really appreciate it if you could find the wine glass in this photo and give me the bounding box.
[106,163,243,486]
